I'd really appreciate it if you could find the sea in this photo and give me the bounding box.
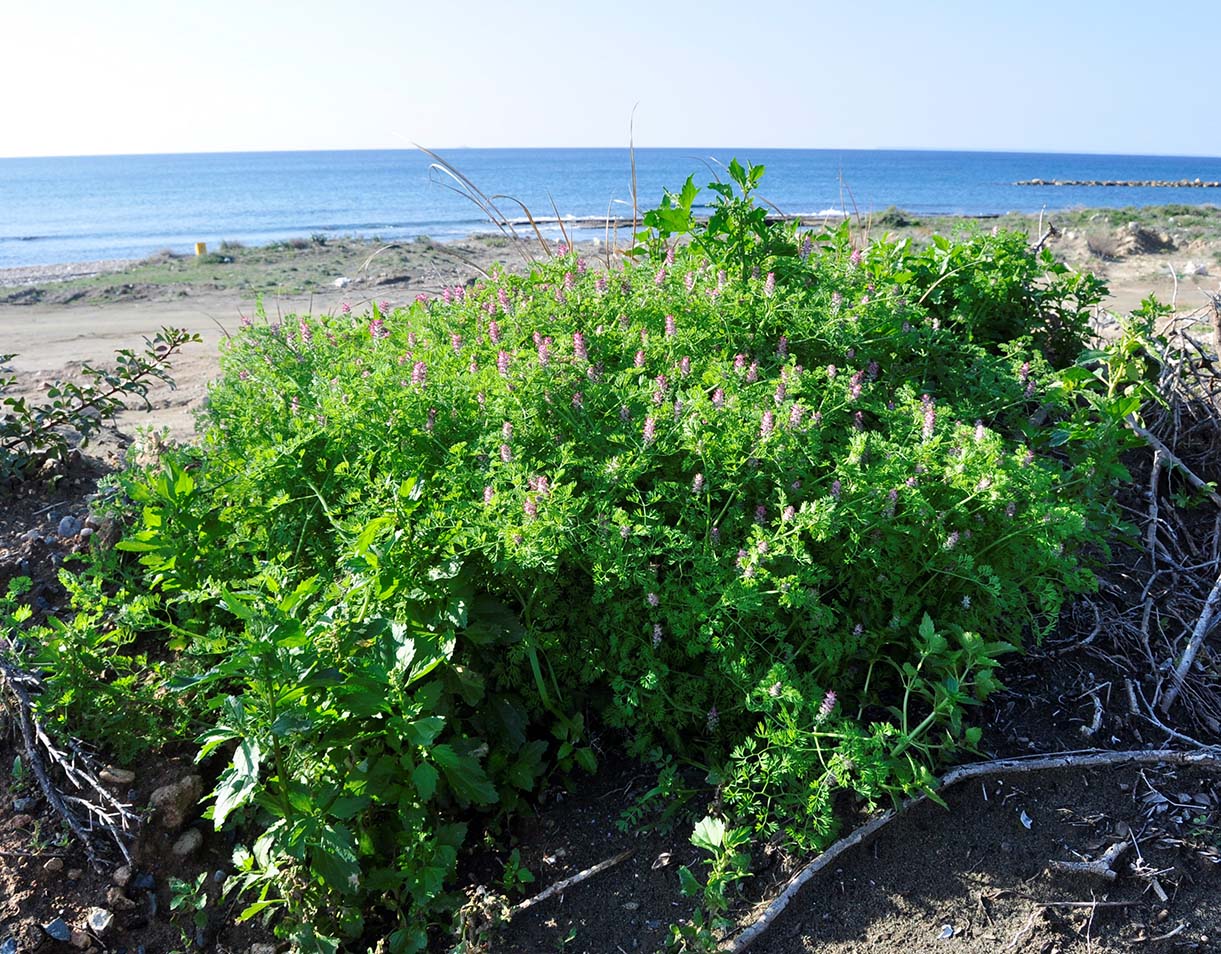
[3,148,1221,269]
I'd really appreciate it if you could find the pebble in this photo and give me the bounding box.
[7,814,33,830]
[43,857,65,872]
[57,515,80,538]
[85,908,114,935]
[106,886,137,911]
[42,919,72,943]
[248,945,277,954]
[172,828,203,857]
[80,528,94,541]
[112,865,132,887]
[69,930,92,950]
[67,868,83,880]
[100,767,135,786]
[148,774,204,831]
[12,797,34,812]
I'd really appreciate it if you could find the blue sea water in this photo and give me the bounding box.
[2,148,1220,268]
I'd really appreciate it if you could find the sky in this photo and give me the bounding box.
[2,0,1218,159]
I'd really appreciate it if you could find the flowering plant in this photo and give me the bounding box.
[28,163,1144,950]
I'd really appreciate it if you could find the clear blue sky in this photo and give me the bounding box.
[3,0,1217,158]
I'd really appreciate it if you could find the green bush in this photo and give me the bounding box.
[7,162,1151,951]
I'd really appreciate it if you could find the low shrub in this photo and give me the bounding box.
[7,161,1155,952]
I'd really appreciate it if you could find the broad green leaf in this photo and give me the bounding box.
[678,865,701,897]
[412,761,439,802]
[432,744,499,805]
[213,739,261,828]
[691,815,726,852]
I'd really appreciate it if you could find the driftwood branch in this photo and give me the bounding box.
[1048,839,1128,880]
[1125,416,1221,509]
[0,656,137,869]
[1160,567,1221,714]
[723,748,1221,953]
[510,849,634,917]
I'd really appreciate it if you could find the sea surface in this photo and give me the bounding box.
[2,148,1221,268]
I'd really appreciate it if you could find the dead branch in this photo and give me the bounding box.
[1160,567,1221,714]
[1048,839,1128,880]
[723,748,1221,953]
[1125,416,1221,509]
[510,849,634,917]
[0,656,137,869]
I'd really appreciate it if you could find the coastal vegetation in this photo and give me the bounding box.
[0,163,1183,952]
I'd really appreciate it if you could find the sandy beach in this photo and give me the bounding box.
[2,215,1218,443]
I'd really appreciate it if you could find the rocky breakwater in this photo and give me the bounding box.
[1016,178,1221,187]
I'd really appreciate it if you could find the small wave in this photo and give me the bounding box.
[0,235,49,243]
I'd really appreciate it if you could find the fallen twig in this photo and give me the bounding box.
[723,748,1221,952]
[1160,566,1221,714]
[1048,839,1128,880]
[1125,416,1221,510]
[0,656,137,869]
[510,849,634,917]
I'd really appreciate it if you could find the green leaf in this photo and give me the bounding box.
[677,865,702,897]
[213,739,261,828]
[691,815,726,852]
[412,761,439,802]
[403,715,445,747]
[311,823,361,895]
[432,744,499,805]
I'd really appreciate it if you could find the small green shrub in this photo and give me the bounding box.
[0,328,198,479]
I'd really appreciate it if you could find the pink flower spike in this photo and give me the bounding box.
[760,410,775,439]
[635,349,646,368]
[489,320,501,343]
[573,331,588,361]
[483,486,494,505]
[665,314,677,337]
[692,473,705,494]
[642,416,656,445]
[777,335,788,357]
[654,266,666,286]
[764,271,776,298]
